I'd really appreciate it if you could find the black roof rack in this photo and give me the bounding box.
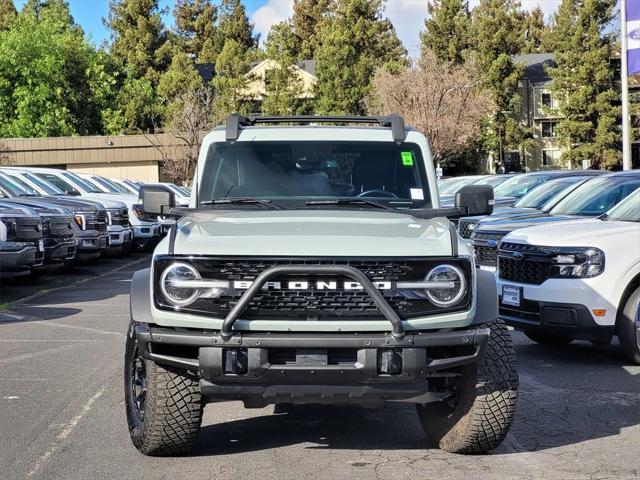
[224,114,407,144]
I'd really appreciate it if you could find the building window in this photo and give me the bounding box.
[542,150,561,166]
[541,121,558,138]
[541,92,553,108]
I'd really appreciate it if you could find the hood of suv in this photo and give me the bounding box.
[474,213,579,235]
[171,210,455,257]
[77,193,131,209]
[504,218,640,247]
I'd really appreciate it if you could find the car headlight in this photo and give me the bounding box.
[424,264,467,307]
[74,214,87,230]
[160,263,202,306]
[552,247,604,278]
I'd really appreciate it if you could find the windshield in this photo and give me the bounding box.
[21,171,64,195]
[474,175,512,187]
[92,176,127,194]
[514,177,586,209]
[199,141,430,208]
[550,176,640,216]
[0,173,39,196]
[606,189,640,222]
[493,174,550,198]
[62,172,102,193]
[113,179,137,194]
[34,172,81,195]
[439,177,480,195]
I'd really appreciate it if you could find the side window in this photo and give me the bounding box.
[37,173,79,195]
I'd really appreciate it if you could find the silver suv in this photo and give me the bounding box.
[126,115,518,456]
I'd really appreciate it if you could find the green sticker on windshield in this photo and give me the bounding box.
[401,151,414,166]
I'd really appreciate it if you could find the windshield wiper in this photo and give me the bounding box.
[200,198,283,209]
[305,199,395,211]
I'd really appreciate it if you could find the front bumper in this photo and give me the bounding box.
[0,244,39,276]
[39,238,76,265]
[108,226,133,247]
[132,224,161,240]
[75,232,109,259]
[134,323,490,407]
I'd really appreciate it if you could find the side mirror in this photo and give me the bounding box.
[66,188,81,196]
[455,185,494,216]
[139,185,176,216]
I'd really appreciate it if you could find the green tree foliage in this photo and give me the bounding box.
[214,0,257,57]
[106,0,168,81]
[314,0,406,115]
[211,39,253,122]
[0,0,17,30]
[291,0,331,60]
[173,0,218,63]
[469,0,525,152]
[157,52,204,120]
[521,6,547,54]
[421,0,470,64]
[546,0,619,168]
[261,22,307,115]
[0,3,105,137]
[101,76,157,134]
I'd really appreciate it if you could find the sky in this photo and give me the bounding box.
[14,0,563,58]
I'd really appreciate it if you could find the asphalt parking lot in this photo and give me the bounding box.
[0,255,638,480]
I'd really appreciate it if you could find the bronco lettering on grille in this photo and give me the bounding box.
[231,280,393,291]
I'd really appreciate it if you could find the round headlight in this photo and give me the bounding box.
[425,264,466,308]
[160,262,201,307]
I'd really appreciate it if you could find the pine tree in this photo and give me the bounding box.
[421,0,470,64]
[0,0,16,30]
[106,0,168,81]
[211,39,252,122]
[214,0,257,56]
[469,0,526,152]
[261,22,307,115]
[173,0,217,63]
[522,6,547,54]
[547,0,619,168]
[314,0,406,115]
[291,0,331,60]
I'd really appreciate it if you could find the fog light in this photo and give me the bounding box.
[378,349,402,375]
[224,348,248,375]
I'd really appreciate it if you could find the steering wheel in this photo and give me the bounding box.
[357,190,399,199]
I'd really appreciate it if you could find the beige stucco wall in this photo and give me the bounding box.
[69,161,159,182]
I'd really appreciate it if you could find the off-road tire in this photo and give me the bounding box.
[124,324,204,456]
[617,285,640,365]
[524,330,573,346]
[416,319,518,454]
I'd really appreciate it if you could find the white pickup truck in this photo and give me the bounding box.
[497,189,640,364]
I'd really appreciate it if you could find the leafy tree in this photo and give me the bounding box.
[521,6,547,54]
[211,39,253,122]
[213,0,257,58]
[261,22,307,115]
[106,0,168,81]
[368,50,495,167]
[546,0,619,168]
[0,0,17,30]
[314,0,406,115]
[0,3,103,137]
[101,76,157,134]
[157,52,204,120]
[173,0,218,63]
[291,0,331,60]
[469,0,525,154]
[421,0,470,64]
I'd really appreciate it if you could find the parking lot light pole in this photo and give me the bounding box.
[622,0,632,171]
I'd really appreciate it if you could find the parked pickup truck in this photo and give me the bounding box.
[0,201,44,277]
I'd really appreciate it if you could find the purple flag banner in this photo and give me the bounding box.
[628,0,640,74]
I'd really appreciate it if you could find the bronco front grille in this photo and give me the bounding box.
[153,257,473,320]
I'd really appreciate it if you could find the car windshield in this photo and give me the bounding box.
[62,172,103,193]
[93,176,128,194]
[114,180,137,194]
[199,141,430,208]
[0,173,39,196]
[21,171,65,195]
[35,172,81,195]
[474,175,512,187]
[514,177,585,209]
[604,189,640,222]
[550,176,640,216]
[439,177,480,195]
[493,174,550,198]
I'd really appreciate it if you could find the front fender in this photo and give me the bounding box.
[130,268,153,323]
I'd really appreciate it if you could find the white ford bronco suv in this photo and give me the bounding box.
[126,115,518,456]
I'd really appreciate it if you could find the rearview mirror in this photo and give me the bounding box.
[139,185,176,216]
[455,185,494,216]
